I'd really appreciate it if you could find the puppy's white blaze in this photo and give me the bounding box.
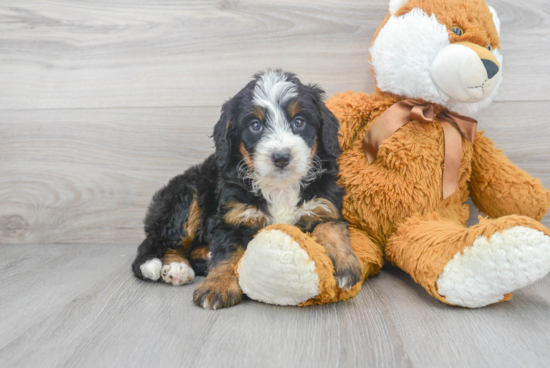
[253,70,298,157]
[253,70,297,113]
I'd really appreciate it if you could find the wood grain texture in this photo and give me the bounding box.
[1,101,548,245]
[0,0,548,110]
[0,244,549,368]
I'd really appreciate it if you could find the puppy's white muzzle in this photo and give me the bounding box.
[254,131,310,182]
[430,42,501,103]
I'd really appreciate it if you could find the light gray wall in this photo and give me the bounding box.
[1,0,549,244]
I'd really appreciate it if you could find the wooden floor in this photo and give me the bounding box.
[0,244,549,368]
[1,0,550,367]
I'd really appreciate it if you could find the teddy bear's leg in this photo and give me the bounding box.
[347,226,384,282]
[386,213,550,308]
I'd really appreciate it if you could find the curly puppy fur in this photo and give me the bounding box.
[132,70,360,309]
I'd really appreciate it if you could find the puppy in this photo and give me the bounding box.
[132,70,361,309]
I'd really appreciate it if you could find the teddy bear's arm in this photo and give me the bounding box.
[469,131,550,221]
[326,91,372,151]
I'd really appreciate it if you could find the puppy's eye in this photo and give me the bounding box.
[451,26,463,36]
[293,117,306,130]
[487,44,492,51]
[249,120,263,133]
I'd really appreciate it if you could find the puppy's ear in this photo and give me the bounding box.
[308,85,341,158]
[212,102,233,168]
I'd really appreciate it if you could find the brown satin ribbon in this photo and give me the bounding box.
[362,99,478,199]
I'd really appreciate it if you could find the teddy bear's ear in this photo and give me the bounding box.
[488,6,500,36]
[389,0,408,15]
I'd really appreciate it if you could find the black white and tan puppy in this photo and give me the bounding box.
[132,70,361,309]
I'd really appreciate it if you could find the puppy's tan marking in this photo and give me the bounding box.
[239,143,254,170]
[288,101,300,118]
[162,249,192,268]
[309,139,318,160]
[190,245,210,261]
[252,106,265,121]
[312,221,361,289]
[300,198,340,223]
[223,202,268,227]
[193,248,245,309]
[180,197,202,253]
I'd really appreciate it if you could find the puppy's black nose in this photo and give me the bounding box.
[272,152,291,169]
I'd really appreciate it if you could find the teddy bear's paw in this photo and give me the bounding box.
[237,229,320,306]
[161,262,195,286]
[334,255,362,290]
[437,226,550,308]
[193,278,243,310]
[139,258,162,281]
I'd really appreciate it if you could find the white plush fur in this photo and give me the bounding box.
[437,226,550,308]
[430,43,501,103]
[488,6,500,36]
[237,229,320,306]
[389,0,408,15]
[140,258,162,281]
[370,7,503,116]
[161,262,195,286]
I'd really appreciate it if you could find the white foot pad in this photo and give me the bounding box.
[161,262,195,286]
[437,226,550,308]
[237,229,320,306]
[140,258,162,281]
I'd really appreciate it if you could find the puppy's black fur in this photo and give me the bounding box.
[132,70,361,309]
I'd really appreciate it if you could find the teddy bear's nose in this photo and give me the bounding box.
[481,58,499,79]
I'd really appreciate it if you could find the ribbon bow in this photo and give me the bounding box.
[362,99,478,199]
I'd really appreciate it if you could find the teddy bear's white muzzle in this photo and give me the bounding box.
[430,42,501,103]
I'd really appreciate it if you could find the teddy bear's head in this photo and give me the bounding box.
[370,0,502,116]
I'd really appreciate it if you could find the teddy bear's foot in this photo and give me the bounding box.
[161,262,195,286]
[237,228,321,306]
[436,226,550,308]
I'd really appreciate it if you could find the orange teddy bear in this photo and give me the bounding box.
[237,0,550,308]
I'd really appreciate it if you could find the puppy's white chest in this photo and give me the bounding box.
[265,186,301,225]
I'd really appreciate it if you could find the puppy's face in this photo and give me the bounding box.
[214,70,340,186]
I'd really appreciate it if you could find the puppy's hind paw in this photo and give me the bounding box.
[161,262,195,286]
[140,258,162,281]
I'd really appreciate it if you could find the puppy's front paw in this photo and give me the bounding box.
[161,262,195,286]
[334,254,362,290]
[193,279,243,310]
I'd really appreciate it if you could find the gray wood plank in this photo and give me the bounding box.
[1,100,549,245]
[0,0,548,110]
[0,107,217,244]
[0,244,549,368]
[0,244,135,349]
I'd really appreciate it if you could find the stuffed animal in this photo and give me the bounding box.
[237,0,550,308]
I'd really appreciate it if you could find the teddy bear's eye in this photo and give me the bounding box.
[451,26,464,36]
[487,44,492,51]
